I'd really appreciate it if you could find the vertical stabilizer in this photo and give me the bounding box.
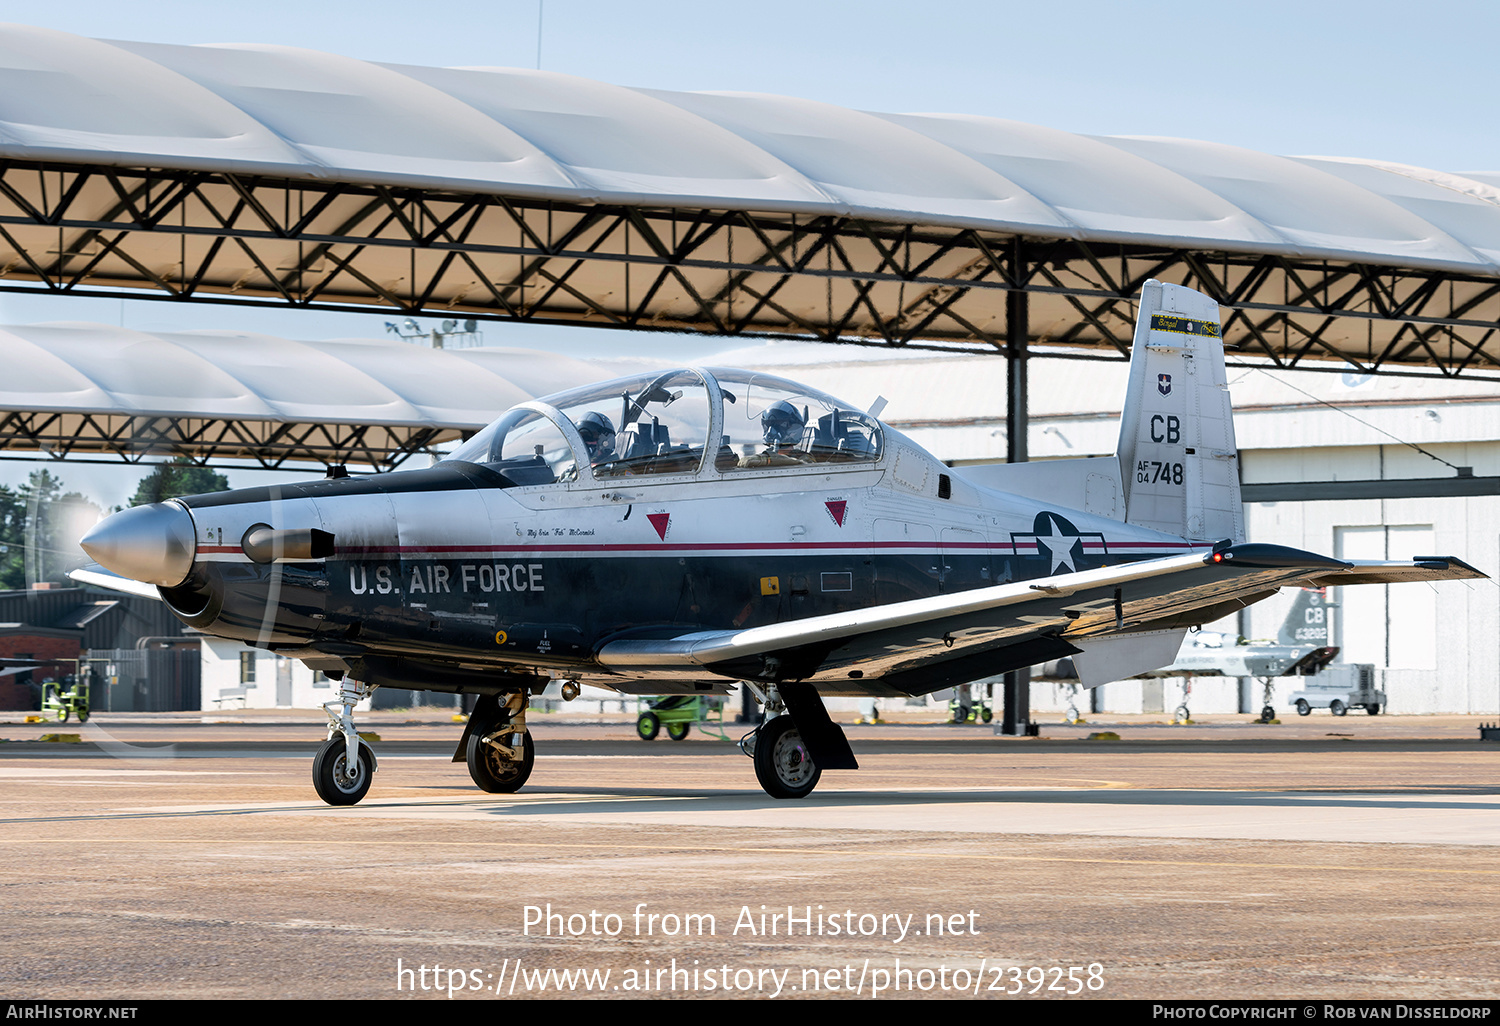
[1116,280,1243,542]
[1276,588,1329,647]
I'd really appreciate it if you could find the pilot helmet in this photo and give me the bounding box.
[760,401,805,446]
[576,411,616,460]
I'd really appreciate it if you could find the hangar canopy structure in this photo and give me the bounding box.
[2,24,1500,384]
[0,324,624,469]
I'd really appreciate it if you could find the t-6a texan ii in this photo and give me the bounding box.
[76,282,1484,805]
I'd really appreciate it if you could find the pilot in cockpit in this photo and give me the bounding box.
[739,401,807,468]
[577,411,618,466]
[761,401,805,448]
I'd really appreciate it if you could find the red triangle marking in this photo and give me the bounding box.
[647,513,670,540]
[825,500,847,527]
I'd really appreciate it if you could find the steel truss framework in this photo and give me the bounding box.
[3,160,1500,469]
[3,160,1500,376]
[0,408,449,471]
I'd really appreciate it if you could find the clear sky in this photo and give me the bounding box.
[3,0,1496,507]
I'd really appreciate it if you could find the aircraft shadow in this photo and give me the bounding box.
[391,785,1500,818]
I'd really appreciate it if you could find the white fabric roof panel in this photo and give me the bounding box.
[1102,136,1491,270]
[876,114,1284,247]
[393,67,839,209]
[0,26,307,173]
[0,323,612,429]
[0,25,1497,273]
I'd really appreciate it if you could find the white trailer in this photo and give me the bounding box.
[1288,663,1384,716]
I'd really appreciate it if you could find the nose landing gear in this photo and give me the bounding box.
[314,678,380,806]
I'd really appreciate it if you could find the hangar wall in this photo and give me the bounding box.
[1239,459,1499,715]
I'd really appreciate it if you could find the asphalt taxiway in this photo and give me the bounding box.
[2,710,1497,1000]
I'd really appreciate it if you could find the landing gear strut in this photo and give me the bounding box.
[1255,677,1277,723]
[1173,679,1193,725]
[464,691,535,793]
[314,677,379,806]
[1063,683,1084,724]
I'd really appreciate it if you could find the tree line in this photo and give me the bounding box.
[0,461,227,590]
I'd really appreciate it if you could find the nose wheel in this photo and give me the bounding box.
[313,736,375,806]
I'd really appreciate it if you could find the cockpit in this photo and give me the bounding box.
[445,368,884,487]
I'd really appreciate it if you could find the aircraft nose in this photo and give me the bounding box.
[79,502,197,587]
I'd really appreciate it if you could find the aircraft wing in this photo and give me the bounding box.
[1309,558,1487,588]
[596,546,1484,694]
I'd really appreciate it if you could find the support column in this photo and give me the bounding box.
[1000,282,1034,736]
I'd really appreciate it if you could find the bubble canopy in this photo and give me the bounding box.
[445,367,884,485]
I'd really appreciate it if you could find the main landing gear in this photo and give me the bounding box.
[314,678,380,806]
[462,691,535,793]
[1255,677,1278,724]
[739,683,858,799]
[751,713,821,798]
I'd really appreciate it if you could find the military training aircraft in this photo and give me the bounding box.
[75,281,1484,805]
[1164,587,1338,680]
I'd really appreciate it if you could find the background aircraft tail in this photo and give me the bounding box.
[1115,280,1244,543]
[1276,587,1330,647]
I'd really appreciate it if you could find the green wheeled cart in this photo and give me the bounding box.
[40,677,90,724]
[636,695,729,741]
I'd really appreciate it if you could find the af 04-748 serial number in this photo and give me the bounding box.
[1136,461,1184,485]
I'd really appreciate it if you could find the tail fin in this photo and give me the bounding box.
[1115,280,1243,542]
[1276,587,1329,647]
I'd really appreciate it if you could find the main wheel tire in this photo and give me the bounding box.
[1330,700,1347,717]
[1365,704,1381,715]
[637,712,661,740]
[1261,705,1276,721]
[666,721,690,741]
[467,729,535,793]
[752,716,821,799]
[312,736,374,806]
[1296,700,1311,716]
